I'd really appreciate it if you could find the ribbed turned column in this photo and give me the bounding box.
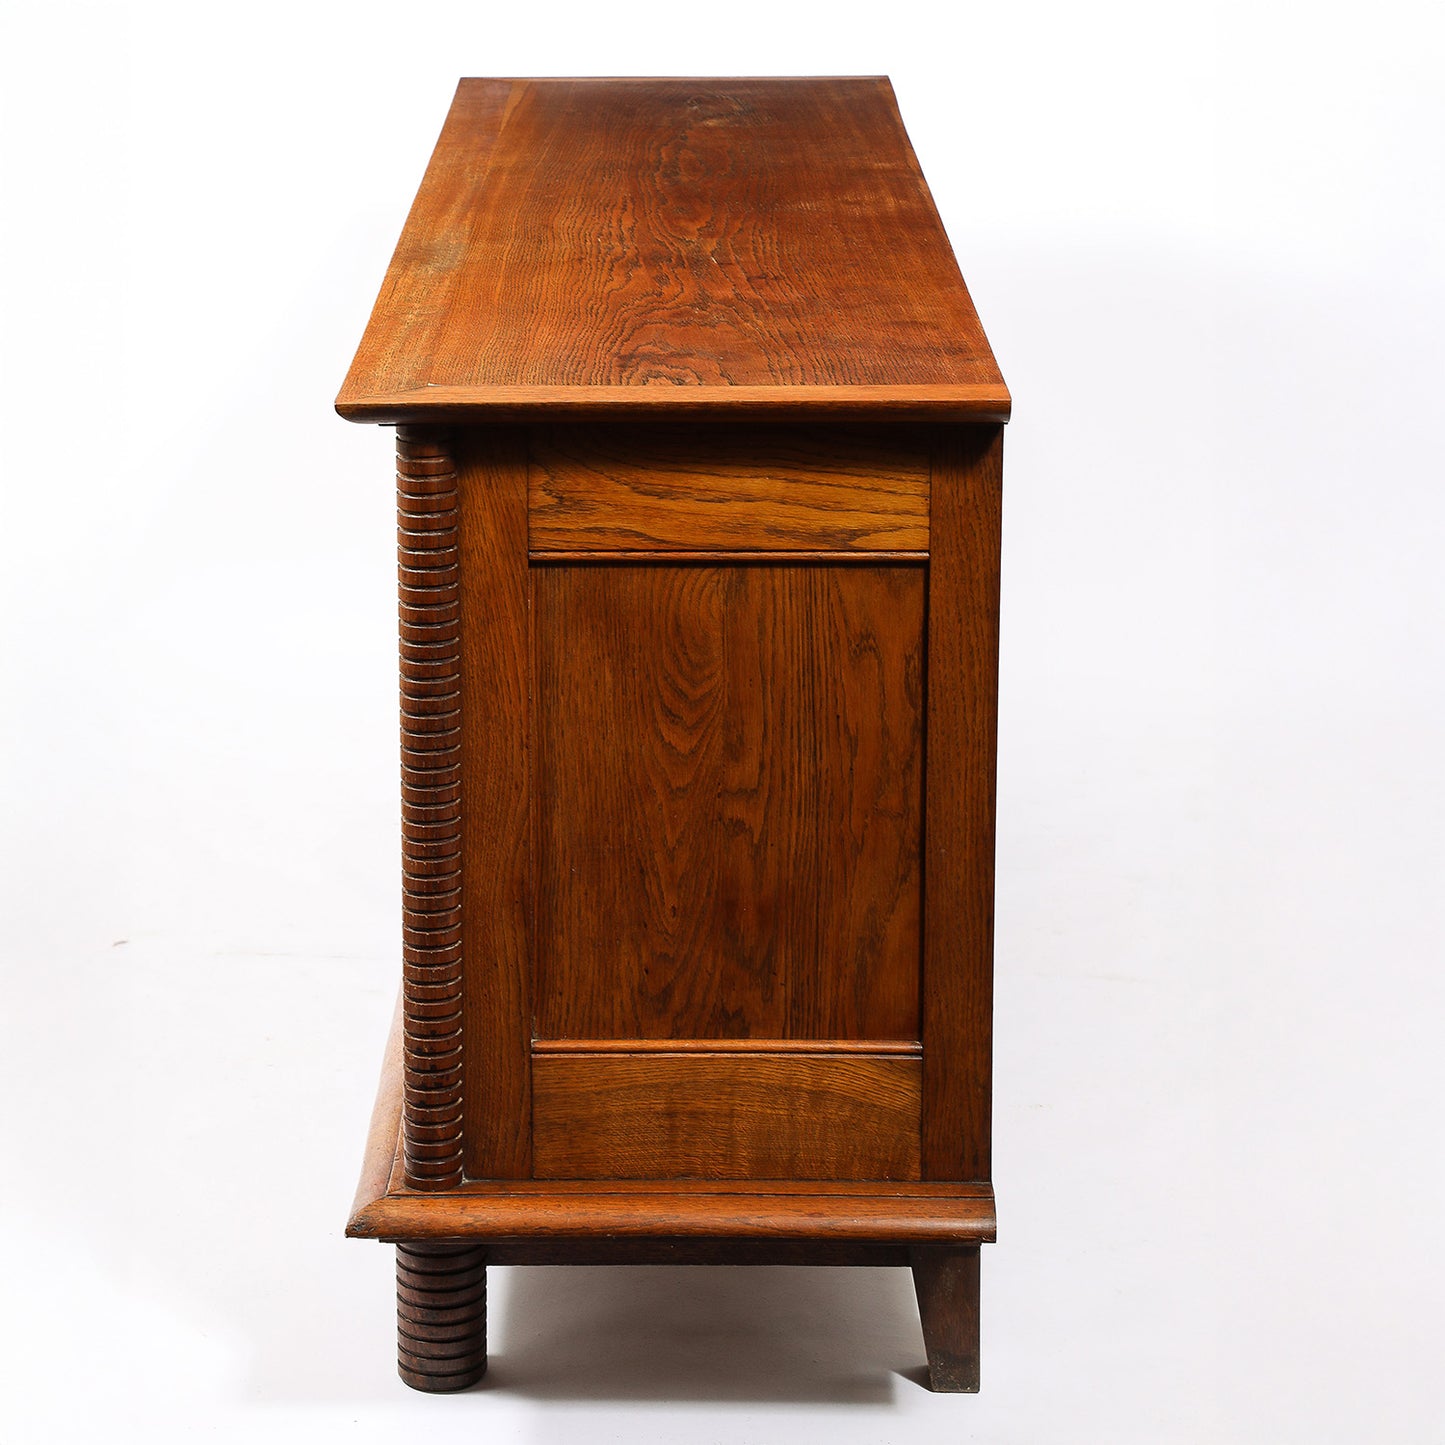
[393,426,486,1392]
[395,425,465,1190]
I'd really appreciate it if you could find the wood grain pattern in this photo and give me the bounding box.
[531,1053,921,1180]
[911,1246,982,1392]
[528,425,929,552]
[922,427,1003,1179]
[395,426,466,1190]
[533,563,923,1043]
[337,78,1009,423]
[395,1241,487,1392]
[455,429,532,1178]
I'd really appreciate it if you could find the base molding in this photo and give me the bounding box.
[355,995,992,1393]
[349,1003,996,1246]
[350,1177,997,1244]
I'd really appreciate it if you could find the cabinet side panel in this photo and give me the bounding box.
[922,427,1002,1180]
[457,429,532,1178]
[533,563,922,1043]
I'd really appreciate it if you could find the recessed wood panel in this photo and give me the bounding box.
[533,563,923,1043]
[529,425,929,552]
[532,1053,922,1180]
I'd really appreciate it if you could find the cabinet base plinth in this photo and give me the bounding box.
[352,1006,994,1392]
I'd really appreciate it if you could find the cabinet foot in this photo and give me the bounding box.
[395,1241,488,1392]
[910,1245,981,1392]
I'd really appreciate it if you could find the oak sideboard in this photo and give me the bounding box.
[338,75,1009,1394]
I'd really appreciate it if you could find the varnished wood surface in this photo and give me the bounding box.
[455,429,532,1178]
[355,1191,995,1243]
[528,425,929,553]
[351,1180,995,1245]
[922,428,1003,1179]
[531,1053,921,1180]
[395,427,466,1190]
[353,1189,996,1242]
[533,562,923,1042]
[911,1246,982,1392]
[337,78,1009,423]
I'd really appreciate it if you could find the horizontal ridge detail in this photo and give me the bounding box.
[531,1038,921,1056]
[396,425,465,1191]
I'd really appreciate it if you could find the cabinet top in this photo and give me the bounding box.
[336,78,1009,425]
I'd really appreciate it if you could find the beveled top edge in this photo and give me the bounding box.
[458,74,894,83]
[335,383,1012,425]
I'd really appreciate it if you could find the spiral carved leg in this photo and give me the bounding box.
[395,1241,488,1392]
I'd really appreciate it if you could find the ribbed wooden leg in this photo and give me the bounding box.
[395,1241,488,1392]
[911,1245,981,1392]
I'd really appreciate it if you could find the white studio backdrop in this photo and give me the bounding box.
[1,2,1442,1441]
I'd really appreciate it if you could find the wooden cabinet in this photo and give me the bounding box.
[339,76,1009,1394]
